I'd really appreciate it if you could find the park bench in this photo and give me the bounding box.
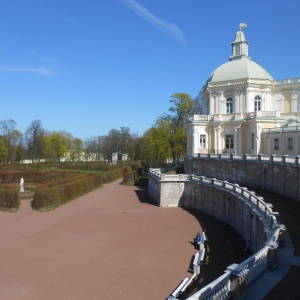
[193,248,206,274]
[168,274,196,300]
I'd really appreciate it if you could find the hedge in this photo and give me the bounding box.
[0,191,20,212]
[122,170,137,184]
[32,174,103,210]
[104,166,132,183]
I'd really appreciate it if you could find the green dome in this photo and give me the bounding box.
[206,58,274,84]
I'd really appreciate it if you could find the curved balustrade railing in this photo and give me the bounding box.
[148,169,285,300]
[186,153,300,166]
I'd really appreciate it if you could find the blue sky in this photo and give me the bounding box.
[1,0,299,140]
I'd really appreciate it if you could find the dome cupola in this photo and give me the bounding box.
[206,25,274,84]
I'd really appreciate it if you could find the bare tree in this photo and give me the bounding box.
[25,120,44,162]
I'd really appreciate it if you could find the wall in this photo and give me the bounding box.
[185,154,300,202]
[149,169,285,299]
[148,171,279,253]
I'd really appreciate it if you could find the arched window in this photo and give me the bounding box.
[254,95,261,111]
[226,97,233,114]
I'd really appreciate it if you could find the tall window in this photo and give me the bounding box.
[254,95,261,111]
[200,135,206,149]
[274,138,279,150]
[226,97,233,114]
[287,137,293,150]
[226,135,234,149]
[251,133,255,149]
[235,44,240,56]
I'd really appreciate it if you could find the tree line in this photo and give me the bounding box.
[0,93,201,166]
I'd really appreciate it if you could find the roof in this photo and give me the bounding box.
[206,58,274,84]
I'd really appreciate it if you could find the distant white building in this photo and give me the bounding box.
[186,25,300,156]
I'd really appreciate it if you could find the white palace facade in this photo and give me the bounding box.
[186,26,300,156]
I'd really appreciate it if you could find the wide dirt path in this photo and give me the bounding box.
[0,180,203,300]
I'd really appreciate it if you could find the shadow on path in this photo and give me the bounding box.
[134,186,158,206]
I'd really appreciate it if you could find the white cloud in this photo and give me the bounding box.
[0,67,54,76]
[119,0,188,46]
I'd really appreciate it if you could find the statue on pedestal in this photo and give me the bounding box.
[20,177,24,193]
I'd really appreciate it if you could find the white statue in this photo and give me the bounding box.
[20,177,24,193]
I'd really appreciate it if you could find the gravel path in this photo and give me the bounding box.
[0,180,204,300]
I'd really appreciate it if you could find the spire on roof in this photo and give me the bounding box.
[230,24,249,61]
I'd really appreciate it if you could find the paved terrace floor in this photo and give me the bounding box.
[0,179,249,300]
[1,180,299,299]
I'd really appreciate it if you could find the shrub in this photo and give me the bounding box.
[122,170,137,184]
[33,174,103,211]
[0,191,20,212]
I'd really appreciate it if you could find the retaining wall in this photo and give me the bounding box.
[148,169,285,299]
[184,154,300,202]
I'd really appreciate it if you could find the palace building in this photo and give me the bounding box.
[186,25,300,156]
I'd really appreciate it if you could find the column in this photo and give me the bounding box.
[267,136,271,155]
[214,126,221,153]
[239,125,242,153]
[193,128,199,155]
[216,93,219,114]
[235,92,240,113]
[234,125,241,154]
[246,88,250,113]
[219,91,224,114]
[234,127,238,154]
[210,94,215,115]
[256,123,261,154]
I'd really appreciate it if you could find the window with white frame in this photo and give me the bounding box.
[235,44,240,56]
[226,97,233,114]
[226,134,234,149]
[274,138,279,150]
[287,137,293,150]
[200,135,206,149]
[251,133,255,149]
[254,95,261,111]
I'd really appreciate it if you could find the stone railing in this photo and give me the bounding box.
[263,125,300,133]
[274,77,300,85]
[148,169,286,300]
[191,175,279,233]
[149,169,190,181]
[186,153,300,166]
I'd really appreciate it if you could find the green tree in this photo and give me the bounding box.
[42,133,67,161]
[0,137,8,163]
[72,138,85,161]
[0,119,23,163]
[168,92,193,165]
[140,115,172,167]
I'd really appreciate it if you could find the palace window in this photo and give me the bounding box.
[254,96,261,111]
[226,135,234,149]
[235,44,240,56]
[274,138,279,150]
[251,133,255,149]
[226,97,233,114]
[287,137,293,150]
[200,135,206,149]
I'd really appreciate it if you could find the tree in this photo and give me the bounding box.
[42,133,67,161]
[168,93,193,165]
[0,119,22,163]
[191,93,203,115]
[140,115,172,167]
[119,127,130,160]
[0,137,8,163]
[72,138,85,161]
[25,119,44,162]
